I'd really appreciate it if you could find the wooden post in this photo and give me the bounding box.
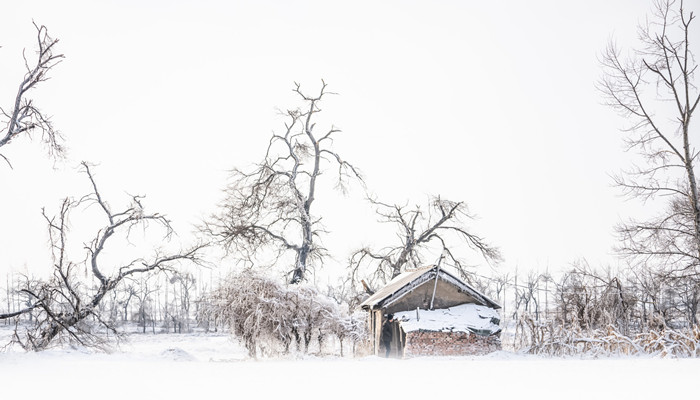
[545,267,549,320]
[430,254,444,310]
[502,278,507,323]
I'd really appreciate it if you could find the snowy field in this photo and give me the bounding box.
[1,328,697,400]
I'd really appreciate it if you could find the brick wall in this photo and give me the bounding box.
[403,330,501,357]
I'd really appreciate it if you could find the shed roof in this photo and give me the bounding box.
[359,265,501,310]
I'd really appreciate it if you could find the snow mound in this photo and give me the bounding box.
[395,303,501,336]
[160,347,196,361]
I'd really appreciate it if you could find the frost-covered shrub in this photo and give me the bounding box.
[553,266,636,335]
[516,313,700,357]
[548,262,699,336]
[326,310,368,357]
[526,261,700,357]
[196,270,366,358]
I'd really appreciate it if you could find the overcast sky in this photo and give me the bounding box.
[1,1,683,283]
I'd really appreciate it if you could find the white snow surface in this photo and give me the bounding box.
[395,303,501,334]
[0,327,697,399]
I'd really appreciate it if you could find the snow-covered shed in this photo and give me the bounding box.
[359,265,502,357]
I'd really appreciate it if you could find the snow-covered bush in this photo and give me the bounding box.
[326,310,368,357]
[516,313,700,357]
[552,264,637,335]
[196,270,366,358]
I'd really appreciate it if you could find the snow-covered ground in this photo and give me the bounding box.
[1,327,696,399]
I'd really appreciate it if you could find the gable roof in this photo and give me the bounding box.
[359,265,501,310]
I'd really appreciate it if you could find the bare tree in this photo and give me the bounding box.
[2,163,203,350]
[0,22,64,323]
[599,0,700,279]
[168,271,196,333]
[0,22,64,167]
[127,274,160,333]
[205,81,361,283]
[518,271,544,321]
[118,284,138,323]
[325,275,368,313]
[349,196,501,288]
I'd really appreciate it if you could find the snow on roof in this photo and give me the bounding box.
[360,266,434,309]
[394,303,501,336]
[359,265,501,310]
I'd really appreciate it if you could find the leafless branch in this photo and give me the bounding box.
[7,163,203,350]
[600,0,700,278]
[350,195,501,289]
[0,22,64,165]
[205,81,362,283]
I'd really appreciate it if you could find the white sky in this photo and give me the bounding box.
[0,1,681,282]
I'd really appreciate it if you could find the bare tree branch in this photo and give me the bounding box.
[350,195,501,289]
[0,22,64,165]
[599,0,700,278]
[205,81,362,283]
[6,163,204,350]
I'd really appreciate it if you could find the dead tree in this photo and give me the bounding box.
[205,81,361,283]
[126,274,160,333]
[349,196,501,287]
[599,0,700,280]
[118,284,138,322]
[0,23,63,322]
[0,22,64,167]
[3,162,203,350]
[169,271,196,333]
